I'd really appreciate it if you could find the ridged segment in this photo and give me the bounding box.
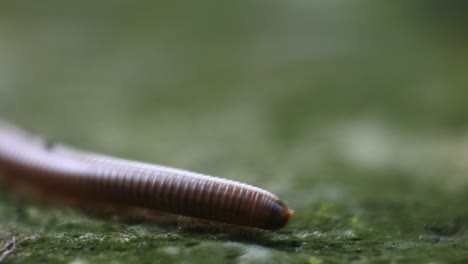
[0,120,293,229]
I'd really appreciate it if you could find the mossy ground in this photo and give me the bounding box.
[1,1,468,263]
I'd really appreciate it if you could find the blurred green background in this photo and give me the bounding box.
[1,1,468,263]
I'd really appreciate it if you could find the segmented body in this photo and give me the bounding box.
[0,120,292,229]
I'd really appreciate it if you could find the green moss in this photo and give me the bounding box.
[2,170,467,263]
[1,1,468,263]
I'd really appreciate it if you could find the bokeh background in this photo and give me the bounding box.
[1,1,468,263]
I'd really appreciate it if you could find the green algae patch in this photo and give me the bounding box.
[1,171,467,263]
[1,1,468,263]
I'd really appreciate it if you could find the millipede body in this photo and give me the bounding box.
[0,120,293,230]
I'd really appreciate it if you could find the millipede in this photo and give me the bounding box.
[0,120,293,230]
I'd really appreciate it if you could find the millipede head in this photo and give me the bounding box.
[264,200,293,230]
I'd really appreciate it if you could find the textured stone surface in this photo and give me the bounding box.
[1,1,468,263]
